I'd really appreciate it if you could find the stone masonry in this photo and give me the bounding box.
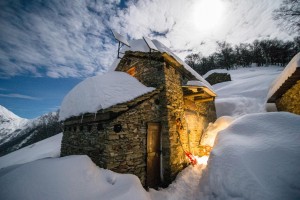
[276,80,300,115]
[61,51,216,187]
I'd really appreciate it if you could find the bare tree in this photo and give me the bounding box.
[185,53,202,68]
[273,0,300,34]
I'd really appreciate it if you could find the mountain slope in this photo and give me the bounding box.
[0,105,29,142]
[0,105,62,156]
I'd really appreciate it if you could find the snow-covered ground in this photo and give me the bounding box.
[1,65,300,200]
[0,133,62,169]
[214,66,283,117]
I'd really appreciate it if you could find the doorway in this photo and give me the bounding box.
[146,122,161,188]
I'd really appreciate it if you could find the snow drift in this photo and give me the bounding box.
[0,133,62,169]
[0,155,150,200]
[198,112,300,200]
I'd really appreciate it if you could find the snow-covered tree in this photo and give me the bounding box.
[273,0,300,34]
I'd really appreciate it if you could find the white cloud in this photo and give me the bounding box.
[0,93,40,100]
[0,0,294,78]
[112,0,294,58]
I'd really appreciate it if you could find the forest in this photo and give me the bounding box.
[185,37,300,75]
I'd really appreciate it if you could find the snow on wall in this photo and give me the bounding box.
[59,72,154,121]
[267,52,300,100]
[203,69,229,79]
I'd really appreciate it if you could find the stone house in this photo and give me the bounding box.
[267,52,300,115]
[59,39,217,188]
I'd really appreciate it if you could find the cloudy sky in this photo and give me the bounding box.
[0,0,295,118]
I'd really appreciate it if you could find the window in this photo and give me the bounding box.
[127,66,136,76]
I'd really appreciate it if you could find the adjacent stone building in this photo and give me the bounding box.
[267,52,300,114]
[59,39,217,188]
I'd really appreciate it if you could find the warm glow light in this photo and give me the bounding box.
[196,156,209,165]
[192,0,225,33]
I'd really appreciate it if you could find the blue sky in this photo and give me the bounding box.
[0,76,82,118]
[0,0,295,119]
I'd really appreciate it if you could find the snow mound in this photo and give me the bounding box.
[0,133,62,169]
[200,116,234,147]
[59,71,154,121]
[0,155,150,200]
[149,163,206,200]
[267,52,300,100]
[203,69,229,79]
[214,66,282,117]
[198,112,300,200]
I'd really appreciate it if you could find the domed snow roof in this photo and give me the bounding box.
[59,72,154,121]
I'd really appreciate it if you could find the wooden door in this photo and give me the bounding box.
[147,122,161,188]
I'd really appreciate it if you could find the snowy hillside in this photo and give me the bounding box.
[213,66,283,117]
[0,105,62,156]
[1,66,300,200]
[0,105,29,142]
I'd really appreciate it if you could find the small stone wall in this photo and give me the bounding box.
[276,80,300,115]
[61,92,163,186]
[104,93,163,186]
[116,51,165,88]
[205,72,231,85]
[162,63,217,181]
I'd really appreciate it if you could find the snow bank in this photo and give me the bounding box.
[198,112,300,200]
[0,155,150,200]
[267,52,300,100]
[203,69,229,79]
[200,116,234,147]
[149,163,206,200]
[0,133,62,169]
[59,72,154,121]
[213,66,282,117]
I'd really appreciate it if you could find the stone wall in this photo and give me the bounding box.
[61,122,109,168]
[276,80,300,115]
[61,92,164,186]
[116,51,217,184]
[104,93,164,186]
[61,51,217,187]
[205,72,231,85]
[162,62,217,181]
[116,51,165,88]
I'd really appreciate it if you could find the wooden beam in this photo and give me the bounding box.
[184,91,204,97]
[194,97,214,103]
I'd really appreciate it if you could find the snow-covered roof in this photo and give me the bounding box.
[59,72,154,121]
[110,38,215,93]
[183,80,217,97]
[186,80,208,88]
[267,52,300,102]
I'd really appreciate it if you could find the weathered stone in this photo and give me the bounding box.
[60,51,216,188]
[276,80,300,114]
[205,72,231,85]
